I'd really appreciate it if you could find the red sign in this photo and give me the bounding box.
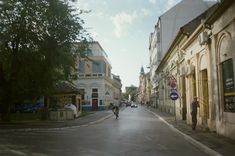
[170,79,177,88]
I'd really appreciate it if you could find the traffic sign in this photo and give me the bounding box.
[170,92,178,100]
[170,79,177,88]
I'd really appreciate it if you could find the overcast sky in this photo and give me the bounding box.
[75,0,181,91]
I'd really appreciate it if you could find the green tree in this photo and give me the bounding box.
[125,85,138,102]
[0,0,89,120]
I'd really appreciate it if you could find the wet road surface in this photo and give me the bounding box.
[0,106,207,156]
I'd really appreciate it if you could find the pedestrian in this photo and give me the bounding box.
[191,96,200,130]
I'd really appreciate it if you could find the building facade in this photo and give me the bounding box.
[137,67,151,105]
[149,0,216,110]
[198,0,235,138]
[180,0,235,138]
[149,0,235,139]
[75,41,122,111]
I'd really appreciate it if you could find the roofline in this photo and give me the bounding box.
[181,0,233,50]
[155,2,219,72]
[205,0,234,25]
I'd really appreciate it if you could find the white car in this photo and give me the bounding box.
[64,104,78,118]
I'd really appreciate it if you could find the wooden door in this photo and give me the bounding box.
[92,99,98,111]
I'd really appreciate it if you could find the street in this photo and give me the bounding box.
[0,106,207,156]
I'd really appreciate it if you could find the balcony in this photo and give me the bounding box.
[78,73,105,78]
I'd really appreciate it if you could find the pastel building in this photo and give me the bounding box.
[75,41,122,111]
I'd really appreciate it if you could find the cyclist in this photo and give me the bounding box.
[112,104,119,119]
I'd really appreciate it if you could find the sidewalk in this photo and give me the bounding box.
[0,110,114,131]
[146,106,235,156]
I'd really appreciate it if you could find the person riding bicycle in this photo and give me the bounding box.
[112,104,119,119]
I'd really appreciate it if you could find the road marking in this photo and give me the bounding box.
[145,136,152,141]
[8,149,28,156]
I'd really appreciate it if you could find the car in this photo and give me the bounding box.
[126,102,131,107]
[12,102,44,113]
[131,104,138,108]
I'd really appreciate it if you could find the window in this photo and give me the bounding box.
[92,88,98,92]
[92,88,98,98]
[86,49,92,57]
[92,61,105,73]
[80,89,85,100]
[79,61,85,73]
[222,59,235,112]
[92,93,98,98]
[100,100,103,105]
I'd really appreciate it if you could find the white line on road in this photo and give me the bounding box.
[145,108,223,156]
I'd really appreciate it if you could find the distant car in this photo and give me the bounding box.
[131,104,138,108]
[126,102,131,107]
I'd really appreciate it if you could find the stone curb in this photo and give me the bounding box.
[0,112,114,133]
[145,108,223,156]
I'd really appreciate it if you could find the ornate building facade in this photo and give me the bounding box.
[75,41,122,111]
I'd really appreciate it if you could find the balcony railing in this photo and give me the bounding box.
[78,73,105,78]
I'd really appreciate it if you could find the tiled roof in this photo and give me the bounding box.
[54,82,82,94]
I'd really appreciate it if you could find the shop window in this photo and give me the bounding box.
[222,58,235,112]
[79,89,85,100]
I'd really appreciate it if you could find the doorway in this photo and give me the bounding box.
[201,69,209,125]
[181,76,187,120]
[92,99,98,111]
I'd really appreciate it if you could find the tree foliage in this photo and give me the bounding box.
[0,0,89,120]
[124,85,138,102]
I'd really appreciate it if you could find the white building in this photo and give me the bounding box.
[75,41,122,111]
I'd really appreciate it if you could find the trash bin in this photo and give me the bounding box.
[49,109,67,121]
[65,109,74,120]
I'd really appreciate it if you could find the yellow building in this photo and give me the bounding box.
[152,0,235,139]
[47,82,82,117]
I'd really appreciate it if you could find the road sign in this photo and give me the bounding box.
[170,92,178,101]
[170,79,177,88]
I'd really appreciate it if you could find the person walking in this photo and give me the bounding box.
[191,96,200,130]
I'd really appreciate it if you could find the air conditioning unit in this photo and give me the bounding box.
[198,32,209,45]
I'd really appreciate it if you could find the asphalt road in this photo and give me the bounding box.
[0,106,208,156]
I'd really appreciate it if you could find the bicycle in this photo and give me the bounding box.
[112,106,119,119]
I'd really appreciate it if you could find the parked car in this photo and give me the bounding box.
[131,103,138,108]
[12,102,44,113]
